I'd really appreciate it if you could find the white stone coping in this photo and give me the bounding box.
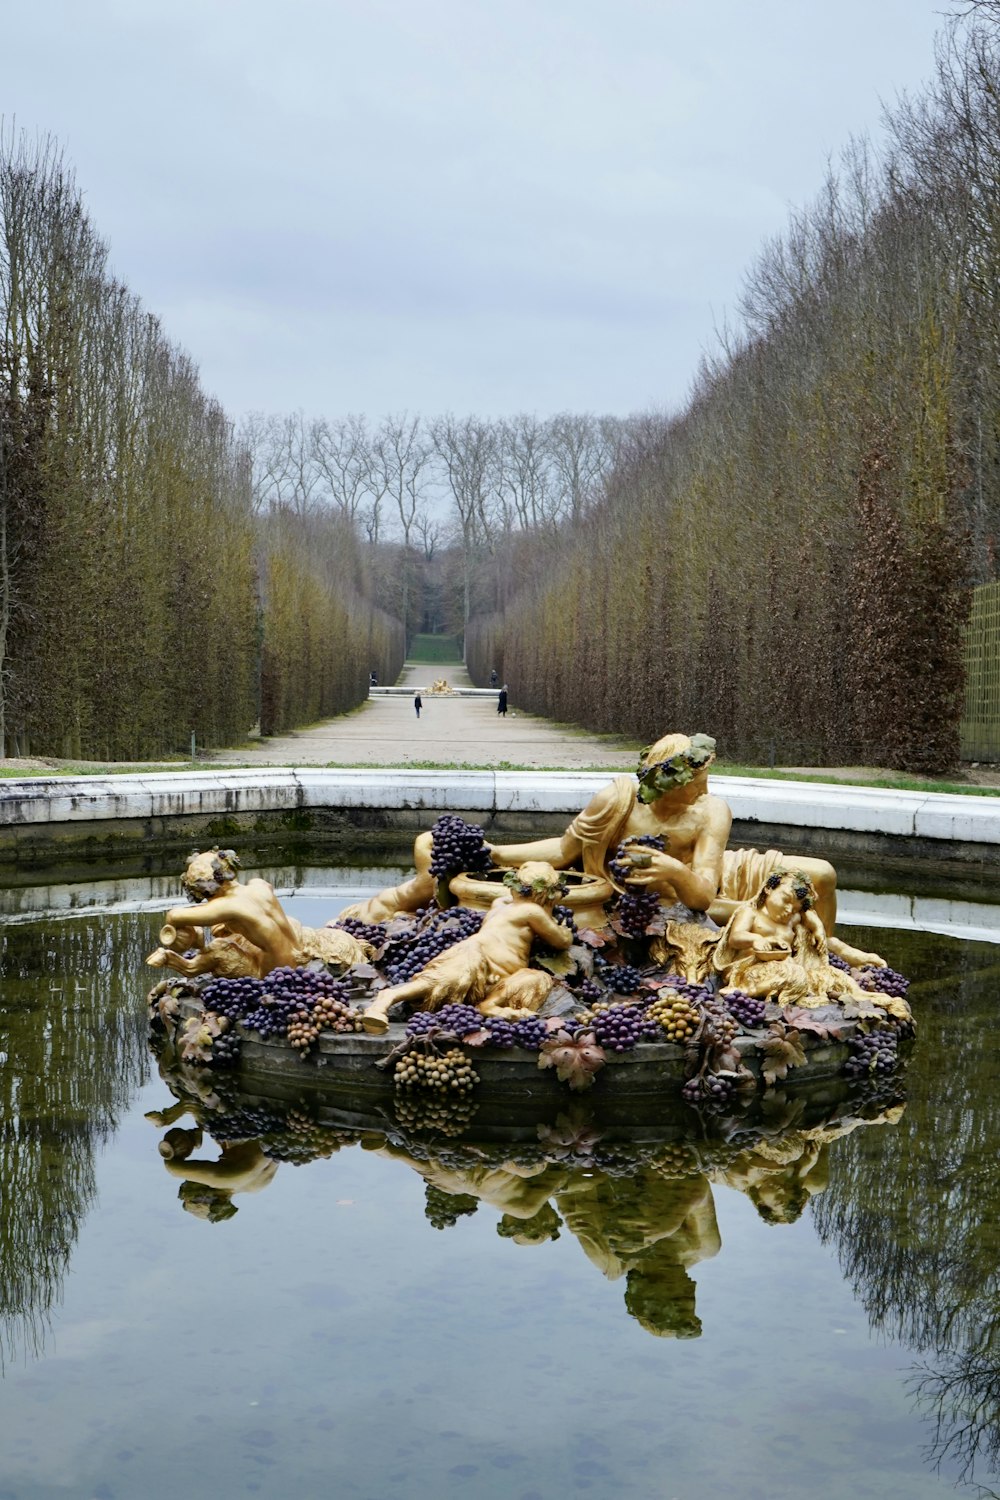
[1,767,999,846]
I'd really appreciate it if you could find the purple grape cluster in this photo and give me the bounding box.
[616,887,661,938]
[843,1027,898,1078]
[208,1026,242,1069]
[575,977,604,1005]
[608,835,665,885]
[591,1003,658,1052]
[859,965,910,999]
[382,907,484,984]
[511,1014,547,1050]
[428,815,494,878]
[604,963,642,995]
[723,989,767,1028]
[552,903,578,935]
[682,1072,734,1107]
[333,915,386,949]
[201,974,266,1021]
[239,967,351,1040]
[405,1003,484,1038]
[828,950,852,972]
[484,1016,518,1048]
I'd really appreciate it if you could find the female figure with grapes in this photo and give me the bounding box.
[360,861,572,1034]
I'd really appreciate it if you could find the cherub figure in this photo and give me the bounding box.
[713,869,869,1010]
[146,847,372,979]
[360,861,572,1034]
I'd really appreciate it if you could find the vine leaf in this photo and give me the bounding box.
[782,1006,834,1040]
[538,1029,606,1090]
[760,1023,807,1086]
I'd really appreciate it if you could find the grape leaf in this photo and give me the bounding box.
[578,928,609,950]
[538,1029,606,1090]
[461,1028,492,1047]
[179,1012,225,1064]
[759,1024,807,1086]
[782,1006,835,1040]
[535,948,574,977]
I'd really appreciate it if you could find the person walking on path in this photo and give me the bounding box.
[497,685,508,716]
[414,692,422,719]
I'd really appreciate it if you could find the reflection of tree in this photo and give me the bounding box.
[0,914,151,1362]
[810,927,1000,1495]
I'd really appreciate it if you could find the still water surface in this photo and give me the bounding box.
[1,865,998,1500]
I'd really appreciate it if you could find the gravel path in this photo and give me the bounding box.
[209,663,638,771]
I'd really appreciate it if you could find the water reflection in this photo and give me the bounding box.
[0,913,149,1363]
[811,925,1000,1496]
[4,893,1000,1497]
[145,1043,907,1343]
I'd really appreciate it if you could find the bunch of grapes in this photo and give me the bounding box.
[393,1047,479,1093]
[828,951,852,973]
[428,815,494,878]
[682,1072,735,1107]
[483,1016,518,1048]
[511,1014,548,1051]
[263,1114,358,1164]
[616,887,662,939]
[332,915,386,950]
[645,990,701,1042]
[591,1002,657,1052]
[608,835,665,885]
[604,963,643,996]
[722,989,767,1029]
[698,998,738,1047]
[859,965,910,1000]
[574,977,605,1006]
[393,1091,477,1137]
[382,907,484,985]
[424,1184,479,1230]
[208,1025,243,1069]
[659,975,714,1007]
[843,1027,899,1078]
[201,974,267,1022]
[406,1003,484,1038]
[552,904,578,936]
[287,990,364,1053]
[244,995,300,1039]
[208,1104,285,1142]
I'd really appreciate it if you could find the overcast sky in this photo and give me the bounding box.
[2,0,953,426]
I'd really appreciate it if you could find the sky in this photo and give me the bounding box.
[1,0,955,427]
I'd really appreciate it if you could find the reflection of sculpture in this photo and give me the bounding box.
[146,847,372,979]
[162,1138,278,1221]
[554,1167,721,1339]
[713,870,871,1010]
[360,861,571,1034]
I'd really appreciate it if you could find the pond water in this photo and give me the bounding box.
[1,861,999,1500]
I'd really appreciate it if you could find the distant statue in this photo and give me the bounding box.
[360,861,571,1033]
[146,847,373,979]
[489,668,499,688]
[431,678,451,694]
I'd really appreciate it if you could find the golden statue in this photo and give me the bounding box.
[146,847,373,979]
[360,861,572,1034]
[431,678,451,694]
[712,870,874,1010]
[490,732,885,968]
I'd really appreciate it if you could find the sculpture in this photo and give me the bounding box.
[146,847,373,979]
[712,869,875,1010]
[360,861,572,1034]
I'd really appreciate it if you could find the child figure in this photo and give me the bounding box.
[713,869,867,1009]
[360,861,571,1034]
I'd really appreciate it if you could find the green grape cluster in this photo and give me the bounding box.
[393,1047,479,1094]
[645,990,700,1042]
